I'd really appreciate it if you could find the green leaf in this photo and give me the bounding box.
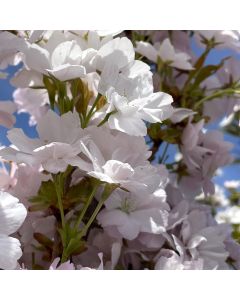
[65,236,86,257]
[64,177,93,207]
[29,180,57,211]
[70,78,93,118]
[191,65,221,89]
[43,75,56,110]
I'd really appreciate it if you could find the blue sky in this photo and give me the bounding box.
[0,41,239,188]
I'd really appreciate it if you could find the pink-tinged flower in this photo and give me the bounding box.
[180,119,233,195]
[151,31,193,57]
[0,101,16,128]
[75,126,165,194]
[179,210,230,269]
[0,159,17,191]
[19,215,56,269]
[73,229,121,270]
[97,187,169,240]
[155,248,204,270]
[203,57,240,123]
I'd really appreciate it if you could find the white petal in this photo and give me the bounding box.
[135,41,158,62]
[24,43,50,73]
[108,114,147,136]
[51,41,82,67]
[96,37,134,70]
[170,108,196,124]
[158,38,175,61]
[47,64,86,81]
[0,192,27,235]
[0,235,23,269]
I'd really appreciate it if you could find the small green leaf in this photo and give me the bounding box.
[43,75,56,110]
[29,180,57,210]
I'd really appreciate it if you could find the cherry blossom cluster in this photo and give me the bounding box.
[0,30,239,270]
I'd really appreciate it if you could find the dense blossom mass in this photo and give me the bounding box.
[0,30,239,270]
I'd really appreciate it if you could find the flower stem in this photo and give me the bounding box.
[74,183,100,231]
[53,175,65,230]
[194,88,240,109]
[78,183,117,239]
[83,93,102,128]
[97,110,117,127]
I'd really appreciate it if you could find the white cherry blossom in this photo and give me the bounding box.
[136,38,193,70]
[0,191,27,269]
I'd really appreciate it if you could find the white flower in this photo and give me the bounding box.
[68,30,121,51]
[0,110,88,174]
[136,38,193,70]
[97,188,169,240]
[100,88,172,136]
[96,37,154,99]
[95,37,135,71]
[21,39,96,81]
[196,30,240,51]
[0,191,27,269]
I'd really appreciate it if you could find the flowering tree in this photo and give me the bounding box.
[0,30,239,270]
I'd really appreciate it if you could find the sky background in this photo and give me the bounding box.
[0,38,239,190]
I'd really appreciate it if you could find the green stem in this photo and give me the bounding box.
[97,110,117,127]
[78,184,116,239]
[53,175,65,230]
[83,93,102,128]
[74,183,99,230]
[194,88,240,109]
[181,45,212,107]
[78,197,105,239]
